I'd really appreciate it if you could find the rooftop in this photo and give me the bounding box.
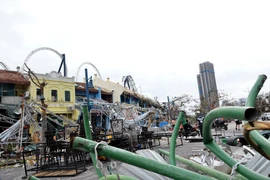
[0,69,30,85]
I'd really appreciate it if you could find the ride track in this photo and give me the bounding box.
[19,47,67,76]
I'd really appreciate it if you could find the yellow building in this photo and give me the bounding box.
[27,71,80,121]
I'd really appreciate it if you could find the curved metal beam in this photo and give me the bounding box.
[122,75,138,93]
[0,62,10,70]
[76,62,102,81]
[20,47,67,75]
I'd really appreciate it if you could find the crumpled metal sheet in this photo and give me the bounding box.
[117,149,172,180]
[245,149,270,176]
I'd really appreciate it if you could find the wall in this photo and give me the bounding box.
[93,75,133,103]
[1,96,23,104]
[92,75,159,107]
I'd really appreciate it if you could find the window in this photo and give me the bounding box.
[2,90,8,96]
[51,90,58,102]
[2,83,15,96]
[36,89,41,100]
[65,91,70,102]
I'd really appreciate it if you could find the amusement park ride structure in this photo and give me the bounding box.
[19,47,67,77]
[122,75,138,93]
[76,61,102,81]
[0,61,10,70]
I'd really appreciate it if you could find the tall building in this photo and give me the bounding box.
[197,61,219,112]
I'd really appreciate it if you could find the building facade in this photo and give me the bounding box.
[197,61,219,112]
[27,71,80,121]
[0,69,30,132]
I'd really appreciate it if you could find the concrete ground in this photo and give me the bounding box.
[0,121,243,180]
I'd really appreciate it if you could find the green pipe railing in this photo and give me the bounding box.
[169,111,184,165]
[202,106,269,180]
[245,74,270,160]
[82,104,104,178]
[71,137,212,180]
[158,149,245,180]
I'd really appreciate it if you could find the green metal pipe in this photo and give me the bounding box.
[21,176,40,180]
[169,111,184,165]
[82,104,104,178]
[72,137,212,180]
[202,107,269,180]
[203,107,258,144]
[82,104,93,140]
[245,74,270,159]
[29,176,40,180]
[99,175,138,180]
[158,149,245,180]
[245,74,267,107]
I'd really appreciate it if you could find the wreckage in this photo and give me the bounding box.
[70,75,270,180]
[4,74,266,180]
[1,57,269,179]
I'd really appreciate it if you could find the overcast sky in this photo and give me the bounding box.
[1,1,270,102]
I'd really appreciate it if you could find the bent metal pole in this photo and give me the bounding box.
[82,104,104,178]
[245,74,270,160]
[202,106,269,180]
[71,136,211,180]
[158,149,243,180]
[169,111,184,166]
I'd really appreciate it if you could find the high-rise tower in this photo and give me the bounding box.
[197,61,219,113]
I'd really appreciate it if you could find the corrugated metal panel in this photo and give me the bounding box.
[245,152,270,177]
[117,149,172,180]
[244,138,270,177]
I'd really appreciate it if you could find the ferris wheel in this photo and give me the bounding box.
[76,62,102,82]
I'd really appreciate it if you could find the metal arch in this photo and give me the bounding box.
[0,62,10,70]
[122,75,138,93]
[76,62,102,82]
[20,47,67,75]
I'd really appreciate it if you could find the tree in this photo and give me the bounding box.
[192,90,232,115]
[168,94,193,119]
[24,64,48,143]
[255,92,270,113]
